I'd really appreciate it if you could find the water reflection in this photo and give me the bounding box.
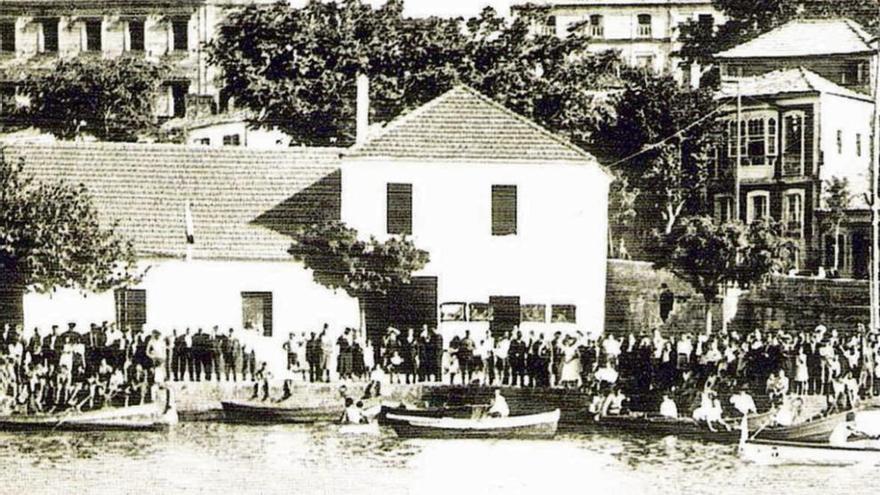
[0,423,877,495]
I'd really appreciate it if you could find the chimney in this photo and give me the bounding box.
[356,73,369,145]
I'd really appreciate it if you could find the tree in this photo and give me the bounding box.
[824,176,852,273]
[608,175,639,258]
[0,153,138,324]
[595,71,720,235]
[22,57,166,141]
[677,0,880,80]
[656,215,796,331]
[288,220,430,333]
[207,0,620,147]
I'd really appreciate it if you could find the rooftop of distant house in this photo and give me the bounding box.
[716,67,872,102]
[512,0,715,9]
[716,18,876,59]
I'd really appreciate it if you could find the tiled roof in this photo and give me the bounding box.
[716,19,876,59]
[4,142,343,261]
[348,85,602,167]
[717,67,872,101]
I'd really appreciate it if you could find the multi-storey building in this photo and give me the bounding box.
[710,68,874,278]
[0,0,273,120]
[512,0,725,84]
[716,18,877,95]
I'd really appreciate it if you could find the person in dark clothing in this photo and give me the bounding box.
[223,328,236,381]
[192,328,210,381]
[211,326,227,382]
[172,330,186,381]
[458,330,475,385]
[430,326,443,382]
[509,331,527,387]
[306,332,321,383]
[659,284,675,323]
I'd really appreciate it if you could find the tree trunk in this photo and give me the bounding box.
[664,202,685,234]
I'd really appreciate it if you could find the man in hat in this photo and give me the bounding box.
[659,283,675,323]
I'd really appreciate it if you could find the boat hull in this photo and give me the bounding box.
[595,412,775,443]
[758,411,850,443]
[220,401,339,424]
[0,403,177,432]
[741,439,880,466]
[386,409,560,439]
[376,405,479,425]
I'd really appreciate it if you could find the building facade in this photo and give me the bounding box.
[710,68,874,278]
[513,0,724,84]
[0,0,273,120]
[7,85,611,372]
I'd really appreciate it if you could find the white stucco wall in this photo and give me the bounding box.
[186,121,292,148]
[818,93,873,207]
[341,158,611,341]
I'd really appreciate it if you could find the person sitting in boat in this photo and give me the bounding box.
[659,394,678,419]
[341,397,364,424]
[730,386,757,417]
[766,370,789,407]
[487,389,510,418]
[600,388,627,417]
[829,412,860,446]
[126,364,149,407]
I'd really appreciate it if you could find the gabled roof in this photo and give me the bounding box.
[716,19,876,59]
[4,142,343,262]
[348,85,604,169]
[717,67,872,102]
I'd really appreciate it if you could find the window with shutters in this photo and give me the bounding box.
[0,22,15,54]
[39,18,59,53]
[222,134,241,146]
[589,15,604,37]
[637,14,652,38]
[386,183,413,235]
[115,289,146,332]
[127,19,145,52]
[242,292,273,337]
[171,17,189,52]
[491,185,517,236]
[85,19,102,52]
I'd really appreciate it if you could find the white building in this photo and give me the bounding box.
[7,85,611,370]
[513,0,724,85]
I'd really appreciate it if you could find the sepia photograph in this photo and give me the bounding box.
[0,0,879,493]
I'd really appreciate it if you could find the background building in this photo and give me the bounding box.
[512,0,724,84]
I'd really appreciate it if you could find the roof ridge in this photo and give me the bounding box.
[2,140,346,155]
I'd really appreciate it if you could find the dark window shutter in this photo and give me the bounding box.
[262,293,273,337]
[387,183,413,235]
[129,20,145,52]
[0,23,15,53]
[85,20,102,52]
[492,185,517,236]
[42,19,59,52]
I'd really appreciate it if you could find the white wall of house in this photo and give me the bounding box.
[22,258,360,374]
[341,158,611,342]
[818,92,873,207]
[186,121,292,148]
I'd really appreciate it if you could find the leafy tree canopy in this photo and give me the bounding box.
[208,0,621,147]
[0,153,138,294]
[22,57,167,142]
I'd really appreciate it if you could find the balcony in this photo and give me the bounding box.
[590,25,604,38]
[637,25,652,38]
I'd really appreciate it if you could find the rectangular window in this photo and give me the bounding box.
[85,19,102,52]
[440,302,467,322]
[698,14,714,28]
[0,22,15,54]
[40,18,59,53]
[114,289,146,332]
[242,292,273,337]
[491,185,517,236]
[551,305,577,323]
[468,303,494,322]
[837,130,843,154]
[521,304,547,323]
[386,183,413,235]
[748,193,769,223]
[856,133,862,157]
[714,195,733,223]
[171,83,187,118]
[195,137,211,146]
[635,54,655,69]
[128,19,145,52]
[637,14,652,38]
[222,134,241,146]
[171,18,189,52]
[589,15,604,37]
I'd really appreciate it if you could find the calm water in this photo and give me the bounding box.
[2,414,879,495]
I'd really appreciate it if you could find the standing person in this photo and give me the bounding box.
[459,330,475,385]
[509,330,527,387]
[183,328,194,381]
[306,332,320,383]
[659,283,675,323]
[551,332,564,386]
[211,326,226,382]
[224,329,237,381]
[172,330,186,381]
[795,345,809,395]
[336,329,353,381]
[42,326,61,372]
[191,328,208,382]
[495,332,510,386]
[429,326,443,382]
[284,333,299,373]
[321,328,333,382]
[417,327,430,382]
[229,329,244,382]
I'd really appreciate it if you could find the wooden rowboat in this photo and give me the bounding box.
[221,400,340,424]
[385,409,560,439]
[759,410,852,443]
[740,439,880,466]
[595,410,776,443]
[0,389,178,432]
[376,405,483,425]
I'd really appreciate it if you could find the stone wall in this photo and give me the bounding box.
[733,276,870,334]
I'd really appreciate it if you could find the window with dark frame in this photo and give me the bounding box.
[551,305,576,323]
[491,185,517,236]
[386,183,413,235]
[171,18,189,52]
[85,19,102,52]
[114,289,147,331]
[40,18,59,53]
[222,134,241,146]
[637,14,652,37]
[0,22,15,54]
[128,19,145,52]
[241,292,273,337]
[171,83,187,117]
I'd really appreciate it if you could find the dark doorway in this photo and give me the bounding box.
[853,231,869,279]
[364,277,438,344]
[489,296,520,338]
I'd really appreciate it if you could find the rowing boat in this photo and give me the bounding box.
[740,439,880,466]
[376,405,483,425]
[595,410,776,443]
[759,410,852,443]
[220,401,340,424]
[385,409,560,439]
[0,389,178,432]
